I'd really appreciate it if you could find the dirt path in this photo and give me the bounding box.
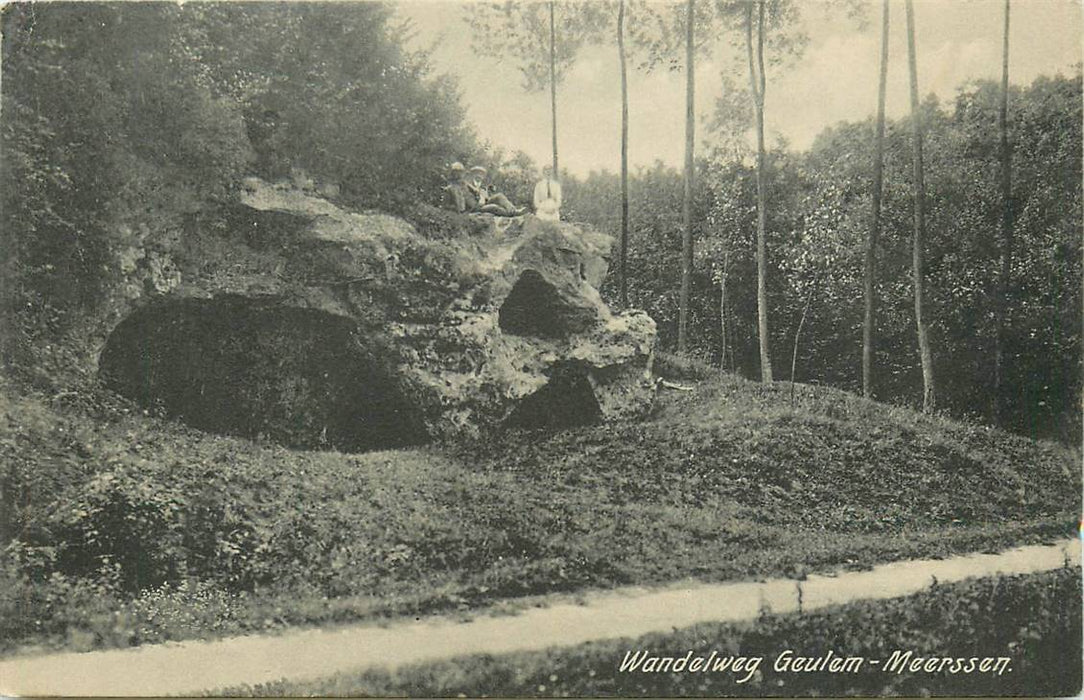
[1,539,1077,697]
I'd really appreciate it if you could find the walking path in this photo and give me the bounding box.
[1,539,1077,696]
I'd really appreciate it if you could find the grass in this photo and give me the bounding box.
[0,370,1079,654]
[228,567,1082,697]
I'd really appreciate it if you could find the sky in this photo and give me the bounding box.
[396,0,1081,177]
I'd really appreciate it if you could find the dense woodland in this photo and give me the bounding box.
[2,1,1081,443]
[564,75,1082,442]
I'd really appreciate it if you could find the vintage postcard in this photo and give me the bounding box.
[0,0,1080,696]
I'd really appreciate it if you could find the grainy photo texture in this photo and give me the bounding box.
[0,0,1080,696]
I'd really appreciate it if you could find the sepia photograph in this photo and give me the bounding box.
[0,0,1080,696]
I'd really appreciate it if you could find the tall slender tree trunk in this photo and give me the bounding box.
[993,0,1013,422]
[746,0,772,381]
[719,250,730,370]
[905,0,936,413]
[790,272,818,407]
[618,0,630,308]
[549,0,559,178]
[677,0,695,353]
[864,0,889,399]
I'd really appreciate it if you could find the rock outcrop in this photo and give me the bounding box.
[98,180,656,451]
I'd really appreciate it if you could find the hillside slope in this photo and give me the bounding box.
[1,372,1078,653]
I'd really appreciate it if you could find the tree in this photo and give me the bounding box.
[618,0,631,307]
[563,161,717,355]
[729,0,809,381]
[548,2,559,175]
[993,0,1013,421]
[628,0,722,351]
[678,0,697,353]
[717,247,733,368]
[705,73,753,372]
[468,2,607,180]
[587,0,642,309]
[570,0,663,310]
[184,3,473,209]
[703,1,809,376]
[864,0,889,398]
[904,0,936,412]
[744,0,771,379]
[1,3,251,356]
[797,73,1079,439]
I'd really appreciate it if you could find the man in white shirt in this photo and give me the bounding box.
[533,167,562,221]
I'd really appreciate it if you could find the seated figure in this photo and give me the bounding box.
[443,162,475,213]
[467,166,526,217]
[532,168,562,221]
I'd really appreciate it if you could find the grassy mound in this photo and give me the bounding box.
[465,374,1078,539]
[1,372,1078,653]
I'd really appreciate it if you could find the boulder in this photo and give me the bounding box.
[98,180,656,451]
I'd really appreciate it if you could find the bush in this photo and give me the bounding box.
[652,351,718,381]
[0,547,126,651]
[42,468,188,592]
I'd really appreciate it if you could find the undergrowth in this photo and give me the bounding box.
[0,372,1078,654]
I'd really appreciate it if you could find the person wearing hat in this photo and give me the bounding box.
[467,165,526,217]
[443,161,476,213]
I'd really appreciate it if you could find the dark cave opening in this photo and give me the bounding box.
[499,269,580,339]
[98,297,427,452]
[503,364,602,430]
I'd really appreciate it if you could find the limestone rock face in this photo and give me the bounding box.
[98,180,656,451]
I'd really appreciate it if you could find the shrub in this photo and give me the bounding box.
[41,467,188,592]
[652,351,717,381]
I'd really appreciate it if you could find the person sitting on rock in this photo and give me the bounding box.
[467,166,527,217]
[532,166,562,221]
[443,161,476,214]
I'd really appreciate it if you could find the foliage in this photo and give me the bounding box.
[652,351,717,381]
[563,71,1081,443]
[466,2,611,92]
[1,5,249,350]
[179,3,476,210]
[626,0,727,73]
[470,147,542,209]
[0,1,1080,665]
[251,568,1082,697]
[784,75,1082,440]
